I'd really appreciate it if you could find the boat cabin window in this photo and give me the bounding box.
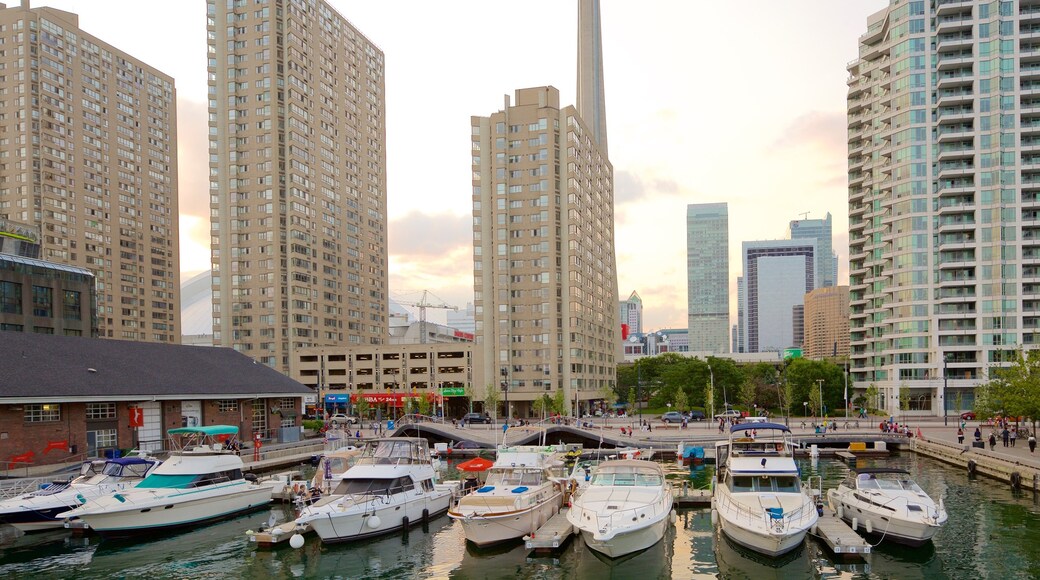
[856,473,922,492]
[359,440,422,465]
[485,468,543,487]
[102,461,153,478]
[334,476,415,496]
[729,474,799,493]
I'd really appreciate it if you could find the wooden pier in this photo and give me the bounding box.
[524,509,575,551]
[813,506,870,557]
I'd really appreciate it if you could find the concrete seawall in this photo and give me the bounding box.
[911,437,1040,492]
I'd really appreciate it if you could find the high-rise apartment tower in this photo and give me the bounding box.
[619,290,642,336]
[208,0,388,371]
[0,2,180,342]
[848,0,1040,413]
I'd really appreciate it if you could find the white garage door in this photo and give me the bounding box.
[138,402,163,452]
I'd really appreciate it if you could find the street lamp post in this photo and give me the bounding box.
[500,367,509,425]
[942,353,949,426]
[816,379,824,419]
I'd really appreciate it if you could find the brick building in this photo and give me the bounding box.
[0,332,310,470]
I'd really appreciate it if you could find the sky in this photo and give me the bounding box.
[35,0,888,331]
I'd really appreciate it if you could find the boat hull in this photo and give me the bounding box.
[578,513,668,558]
[64,483,273,535]
[450,493,562,547]
[718,513,808,557]
[0,505,71,532]
[304,491,452,543]
[832,494,943,546]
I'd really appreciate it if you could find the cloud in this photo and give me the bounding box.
[772,111,848,153]
[175,99,210,221]
[614,169,681,205]
[388,211,471,259]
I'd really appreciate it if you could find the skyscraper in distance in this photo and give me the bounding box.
[208,0,388,372]
[0,2,180,343]
[619,291,642,336]
[741,239,816,353]
[686,203,729,353]
[789,212,837,288]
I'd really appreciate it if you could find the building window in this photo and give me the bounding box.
[25,403,60,423]
[0,281,20,314]
[279,397,295,409]
[218,400,239,412]
[64,329,81,336]
[87,429,118,456]
[33,326,54,334]
[85,402,116,420]
[63,290,81,320]
[0,323,23,331]
[31,285,52,317]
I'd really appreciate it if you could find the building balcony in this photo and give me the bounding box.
[936,89,974,108]
[936,33,973,52]
[936,144,975,162]
[936,0,975,16]
[936,162,974,179]
[936,217,976,233]
[936,15,974,34]
[936,126,974,143]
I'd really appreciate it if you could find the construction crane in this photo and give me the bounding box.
[401,290,458,344]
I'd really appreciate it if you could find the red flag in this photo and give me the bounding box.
[129,407,144,428]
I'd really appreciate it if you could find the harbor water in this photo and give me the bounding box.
[1,453,1039,579]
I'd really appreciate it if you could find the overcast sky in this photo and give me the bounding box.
[36,0,888,330]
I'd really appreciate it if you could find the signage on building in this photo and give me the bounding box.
[453,330,475,341]
[0,218,39,243]
[441,387,465,397]
[129,407,144,428]
[324,394,350,403]
[783,348,803,360]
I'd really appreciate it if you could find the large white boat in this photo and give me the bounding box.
[449,445,566,546]
[711,422,819,557]
[0,455,160,532]
[566,459,675,558]
[293,438,455,544]
[827,467,947,546]
[59,426,274,535]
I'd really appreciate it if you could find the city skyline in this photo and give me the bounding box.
[29,0,888,331]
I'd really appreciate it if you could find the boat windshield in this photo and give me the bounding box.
[101,461,153,478]
[332,476,414,496]
[857,474,924,493]
[730,474,801,493]
[590,469,662,487]
[485,468,545,487]
[356,440,425,465]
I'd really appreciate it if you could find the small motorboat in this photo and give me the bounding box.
[827,467,947,546]
[0,455,160,531]
[449,445,566,546]
[711,423,819,557]
[59,425,275,535]
[293,438,456,544]
[567,459,675,558]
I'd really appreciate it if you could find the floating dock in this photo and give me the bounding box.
[813,506,871,558]
[524,509,574,551]
[672,486,711,508]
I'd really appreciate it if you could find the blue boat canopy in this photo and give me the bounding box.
[167,425,239,437]
[729,422,790,433]
[106,457,157,466]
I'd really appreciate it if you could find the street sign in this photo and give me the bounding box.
[441,387,465,397]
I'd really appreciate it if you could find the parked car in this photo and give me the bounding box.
[328,413,359,426]
[713,409,743,420]
[960,411,976,420]
[460,412,492,425]
[660,411,684,424]
[686,410,706,421]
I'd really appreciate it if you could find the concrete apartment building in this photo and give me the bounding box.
[686,203,729,353]
[0,2,180,343]
[740,239,817,354]
[803,285,850,361]
[849,0,1040,414]
[208,0,388,372]
[471,84,618,418]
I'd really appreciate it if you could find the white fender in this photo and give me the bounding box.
[289,534,305,549]
[711,509,718,526]
[367,515,382,529]
[851,517,858,532]
[669,510,677,524]
[865,519,872,534]
[837,505,844,520]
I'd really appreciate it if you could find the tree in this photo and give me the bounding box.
[975,348,1040,431]
[738,379,756,415]
[533,394,553,419]
[464,382,476,415]
[899,385,911,418]
[627,387,637,417]
[674,388,689,414]
[416,393,432,417]
[953,391,964,417]
[864,384,880,415]
[354,397,370,421]
[483,383,500,421]
[552,389,567,415]
[808,382,822,417]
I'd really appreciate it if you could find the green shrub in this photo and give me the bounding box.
[303,419,324,431]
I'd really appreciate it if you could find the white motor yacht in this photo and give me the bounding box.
[566,459,675,558]
[827,467,947,546]
[711,423,819,557]
[293,438,456,544]
[449,445,565,546]
[59,426,274,535]
[0,455,160,531]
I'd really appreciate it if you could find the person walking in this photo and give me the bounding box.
[1010,426,1018,447]
[974,426,982,441]
[1002,427,1010,448]
[957,428,964,445]
[989,432,997,450]
[1030,434,1037,453]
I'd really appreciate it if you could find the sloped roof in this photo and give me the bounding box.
[0,332,310,402]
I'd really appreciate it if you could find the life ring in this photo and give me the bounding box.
[1011,471,1022,490]
[967,459,977,476]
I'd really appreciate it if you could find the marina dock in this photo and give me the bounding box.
[812,506,871,558]
[524,509,575,551]
[672,486,711,508]
[248,521,306,548]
